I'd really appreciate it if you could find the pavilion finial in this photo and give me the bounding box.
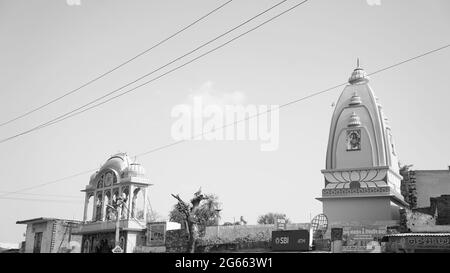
[357,57,360,68]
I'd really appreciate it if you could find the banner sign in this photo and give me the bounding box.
[405,236,450,249]
[341,226,386,252]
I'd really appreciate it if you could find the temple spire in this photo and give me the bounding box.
[348,58,369,85]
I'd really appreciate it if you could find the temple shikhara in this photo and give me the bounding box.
[318,59,408,225]
[316,60,450,253]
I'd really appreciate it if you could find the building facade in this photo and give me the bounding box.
[16,218,82,253]
[317,60,408,226]
[73,152,152,253]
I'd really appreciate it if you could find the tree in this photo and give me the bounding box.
[146,210,165,223]
[257,212,290,225]
[170,189,221,253]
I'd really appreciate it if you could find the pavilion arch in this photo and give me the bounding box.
[95,192,103,221]
[132,187,145,220]
[86,193,94,221]
[121,187,130,219]
[104,190,112,221]
[82,238,90,253]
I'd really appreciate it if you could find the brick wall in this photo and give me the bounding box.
[400,168,418,208]
[432,195,450,225]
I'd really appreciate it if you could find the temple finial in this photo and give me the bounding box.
[348,58,369,84]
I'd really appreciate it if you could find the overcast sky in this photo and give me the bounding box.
[0,0,449,244]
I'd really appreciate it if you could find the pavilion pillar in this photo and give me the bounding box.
[83,193,89,222]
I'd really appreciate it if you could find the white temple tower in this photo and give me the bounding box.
[317,60,408,225]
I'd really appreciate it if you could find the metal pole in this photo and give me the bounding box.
[115,200,122,247]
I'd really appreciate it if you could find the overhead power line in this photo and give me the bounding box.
[0,168,96,198]
[0,196,80,204]
[0,191,80,199]
[1,42,448,200]
[136,43,450,157]
[0,0,234,128]
[0,0,297,144]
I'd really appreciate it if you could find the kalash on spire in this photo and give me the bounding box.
[317,59,408,228]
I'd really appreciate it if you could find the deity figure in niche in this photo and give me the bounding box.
[120,190,129,219]
[105,206,113,221]
[95,195,102,221]
[347,129,361,151]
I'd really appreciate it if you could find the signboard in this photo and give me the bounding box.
[147,223,166,246]
[331,228,343,241]
[271,230,309,251]
[314,239,331,251]
[341,226,386,253]
[112,245,123,253]
[275,218,287,230]
[405,236,450,250]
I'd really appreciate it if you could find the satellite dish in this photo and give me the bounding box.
[310,214,328,239]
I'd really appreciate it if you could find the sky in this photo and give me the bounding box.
[0,0,449,244]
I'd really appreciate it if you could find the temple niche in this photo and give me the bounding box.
[317,60,408,228]
[74,153,152,253]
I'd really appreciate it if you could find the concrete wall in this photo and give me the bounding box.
[323,197,400,224]
[415,170,450,207]
[202,223,310,242]
[51,221,82,253]
[23,221,55,253]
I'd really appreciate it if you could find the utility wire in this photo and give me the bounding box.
[0,0,296,144]
[0,168,96,198]
[0,196,79,204]
[1,42,448,198]
[121,202,147,229]
[0,191,80,199]
[1,47,448,197]
[0,0,234,128]
[136,43,450,157]
[57,225,70,253]
[1,43,449,199]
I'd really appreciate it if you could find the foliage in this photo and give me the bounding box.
[169,194,221,228]
[146,210,165,223]
[257,212,290,225]
[169,207,186,224]
[170,190,221,253]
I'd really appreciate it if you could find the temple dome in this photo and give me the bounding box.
[89,171,98,183]
[123,163,146,178]
[348,58,370,85]
[100,152,132,174]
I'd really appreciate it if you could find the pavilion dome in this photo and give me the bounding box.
[123,163,146,178]
[99,152,132,174]
[89,171,98,183]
